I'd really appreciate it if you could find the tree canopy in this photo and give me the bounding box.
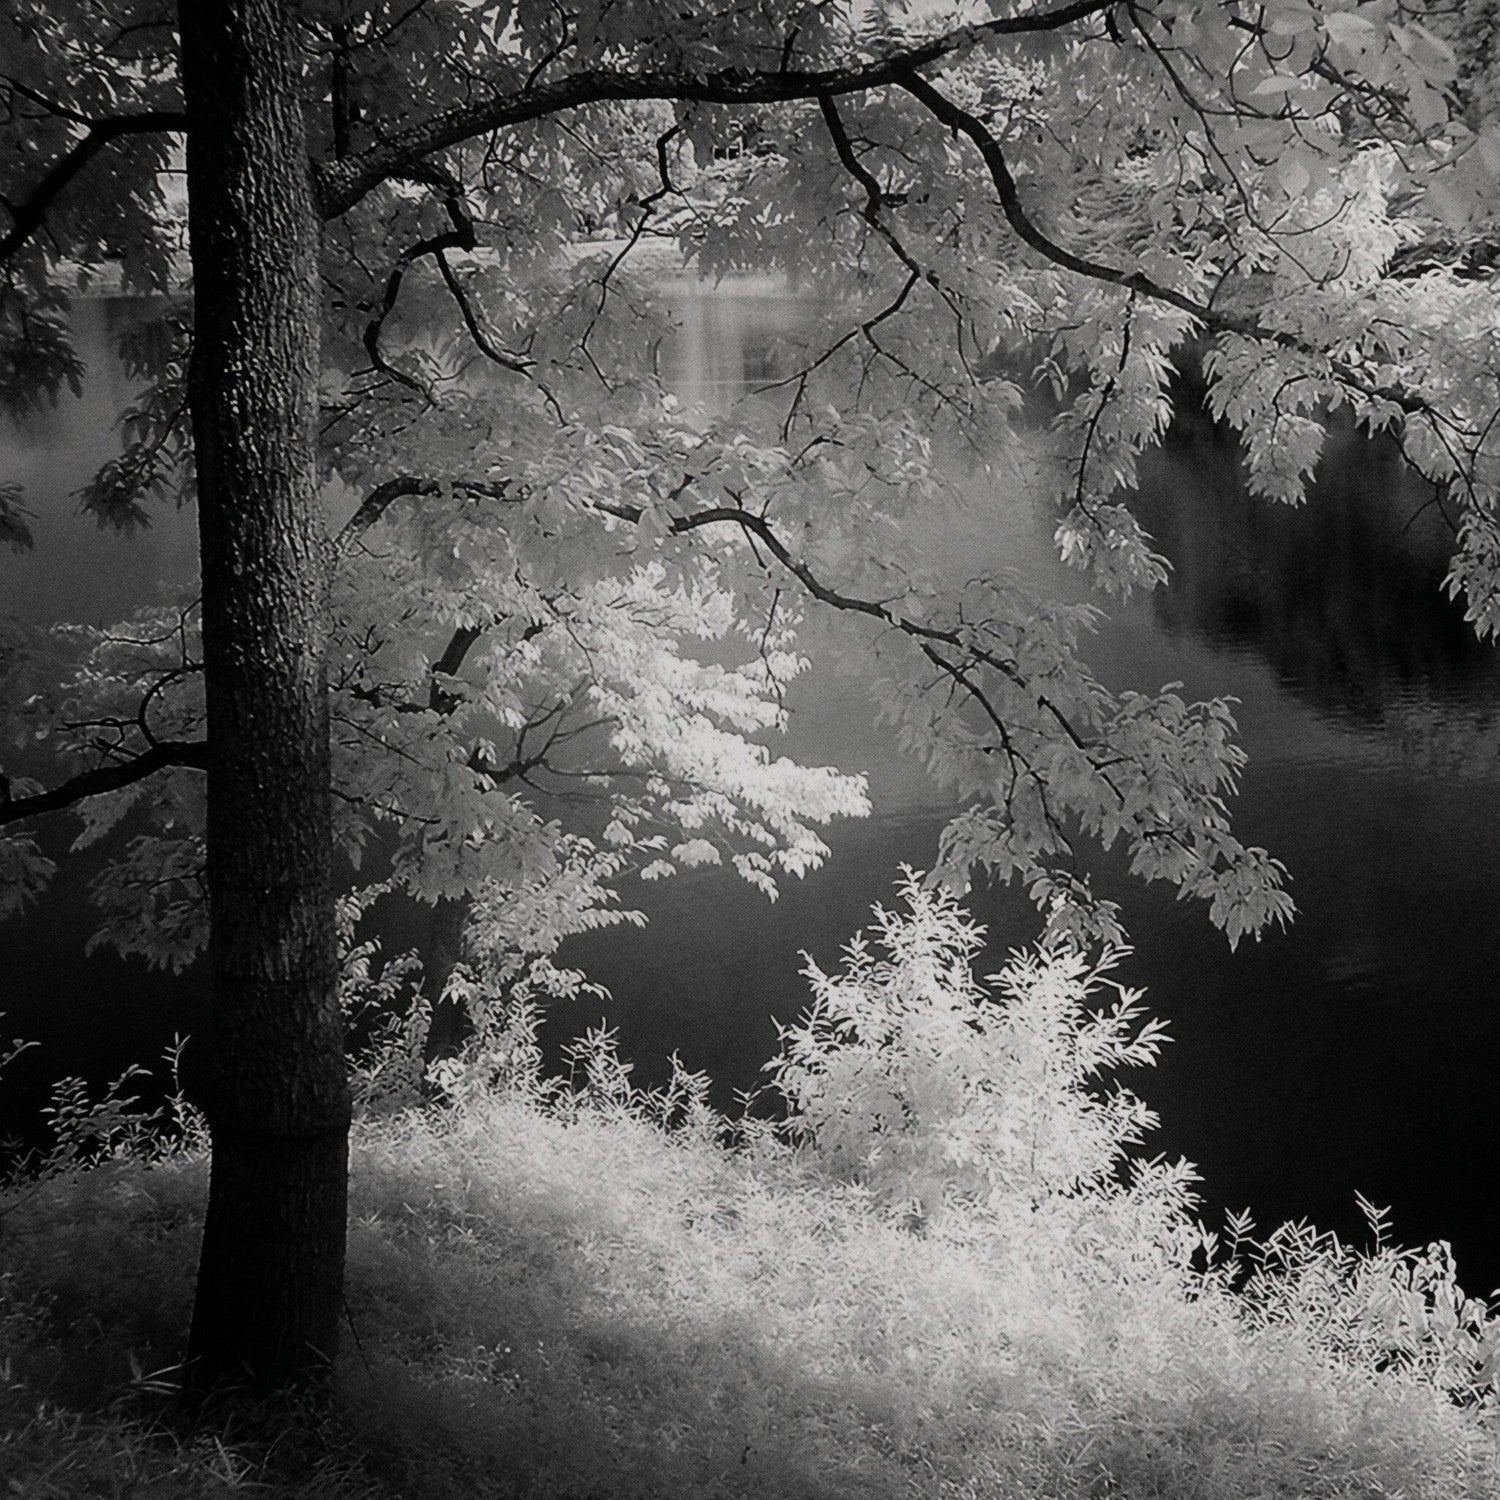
[1,0,1497,1385]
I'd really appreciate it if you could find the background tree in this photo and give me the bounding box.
[2,0,1496,1389]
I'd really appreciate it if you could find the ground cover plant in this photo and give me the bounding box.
[2,880,1497,1498]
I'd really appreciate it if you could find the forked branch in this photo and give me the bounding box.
[314,0,1118,216]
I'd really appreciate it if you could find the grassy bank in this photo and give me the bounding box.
[1,1084,1496,1496]
[2,886,1497,1497]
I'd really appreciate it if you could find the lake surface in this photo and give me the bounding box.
[2,299,1497,1296]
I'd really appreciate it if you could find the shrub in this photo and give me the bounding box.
[765,868,1180,1226]
[1214,1198,1500,1405]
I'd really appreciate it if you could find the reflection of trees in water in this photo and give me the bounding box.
[1133,407,1500,770]
[1377,699,1500,780]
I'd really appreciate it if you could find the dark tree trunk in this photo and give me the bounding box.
[179,1,351,1391]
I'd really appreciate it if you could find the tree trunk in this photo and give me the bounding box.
[179,1,351,1391]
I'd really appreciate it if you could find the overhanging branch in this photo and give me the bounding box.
[664,504,1091,748]
[0,110,188,265]
[335,473,515,557]
[360,165,532,395]
[313,0,1117,217]
[0,740,207,829]
[664,504,1249,887]
[895,72,1445,424]
[898,72,1210,323]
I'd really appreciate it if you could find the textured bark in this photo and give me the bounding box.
[179,1,351,1391]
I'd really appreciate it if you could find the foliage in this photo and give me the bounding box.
[3,0,1500,1398]
[1,1035,205,1187]
[766,868,1177,1220]
[6,0,1497,962]
[1216,1198,1500,1406]
[310,870,1500,1438]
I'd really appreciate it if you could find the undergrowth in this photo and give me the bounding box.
[1,872,1496,1498]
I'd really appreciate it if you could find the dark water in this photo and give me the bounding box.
[2,305,1497,1297]
[0,299,204,1148]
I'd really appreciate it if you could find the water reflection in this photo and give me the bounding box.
[1130,413,1500,778]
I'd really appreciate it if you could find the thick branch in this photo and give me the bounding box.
[0,111,188,265]
[335,473,514,557]
[898,73,1206,321]
[819,95,927,284]
[430,624,485,684]
[0,740,207,828]
[360,169,530,391]
[313,1,1116,217]
[817,94,970,372]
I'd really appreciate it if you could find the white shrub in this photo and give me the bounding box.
[766,869,1176,1223]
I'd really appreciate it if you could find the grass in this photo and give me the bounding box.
[2,890,1496,1497]
[1,1084,1497,1499]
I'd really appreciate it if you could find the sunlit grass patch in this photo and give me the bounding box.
[2,879,1498,1497]
[2,1089,1497,1499]
[332,1093,1499,1499]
